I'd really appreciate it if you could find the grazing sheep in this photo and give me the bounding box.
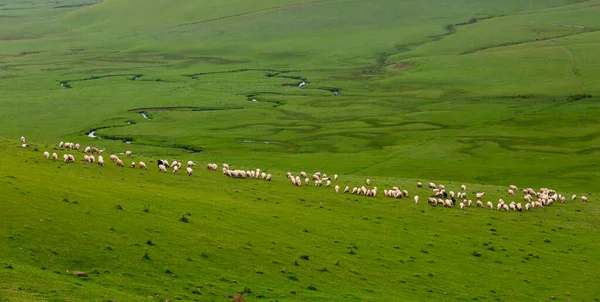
[159,164,167,173]
[335,185,340,193]
[503,204,510,211]
[187,160,195,167]
[476,192,485,200]
[67,154,75,162]
[88,155,95,163]
[344,186,350,193]
[508,189,515,196]
[509,203,516,211]
[187,167,193,176]
[52,152,58,160]
[98,156,104,166]
[84,146,91,153]
[173,165,179,174]
[43,151,50,159]
[352,187,358,194]
[326,180,331,187]
[266,174,272,181]
[334,174,338,180]
[299,171,307,178]
[223,163,229,169]
[417,181,423,188]
[402,190,409,198]
[63,154,69,162]
[524,195,532,202]
[535,201,543,208]
[476,200,484,208]
[487,201,493,209]
[139,162,147,170]
[21,143,29,148]
[516,203,523,211]
[571,194,577,201]
[59,141,64,148]
[124,151,131,158]
[75,143,80,150]
[414,196,419,204]
[460,202,464,209]
[296,176,301,186]
[581,196,588,203]
[525,203,531,211]
[461,184,466,191]
[130,161,135,168]
[450,191,455,198]
[21,136,26,143]
[116,159,124,167]
[110,155,118,162]
[366,179,371,186]
[467,200,473,207]
[428,182,436,189]
[509,185,518,191]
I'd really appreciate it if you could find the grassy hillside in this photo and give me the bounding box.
[1,138,599,301]
[1,0,600,300]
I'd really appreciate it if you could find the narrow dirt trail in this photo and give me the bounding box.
[549,39,585,93]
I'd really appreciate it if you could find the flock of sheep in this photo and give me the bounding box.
[28,136,591,212]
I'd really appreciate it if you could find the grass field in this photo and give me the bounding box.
[1,0,600,300]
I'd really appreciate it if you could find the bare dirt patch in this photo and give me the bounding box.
[389,62,413,70]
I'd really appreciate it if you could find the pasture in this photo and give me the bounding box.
[1,0,600,300]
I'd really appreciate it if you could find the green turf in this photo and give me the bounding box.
[1,0,599,300]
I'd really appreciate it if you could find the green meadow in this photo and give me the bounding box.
[1,0,599,300]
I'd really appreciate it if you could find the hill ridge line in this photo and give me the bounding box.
[173,0,334,27]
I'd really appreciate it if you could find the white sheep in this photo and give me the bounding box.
[116,159,124,167]
[84,146,91,153]
[173,165,179,174]
[461,184,466,191]
[486,201,493,209]
[467,200,473,207]
[59,141,64,148]
[516,203,523,211]
[414,196,419,204]
[159,164,167,173]
[571,194,577,201]
[88,155,95,163]
[187,160,195,167]
[459,202,464,210]
[344,186,350,193]
[187,167,193,176]
[334,174,338,180]
[21,136,26,143]
[97,156,104,167]
[334,185,340,193]
[326,180,331,187]
[503,204,509,211]
[525,203,531,211]
[508,189,515,196]
[266,174,272,181]
[366,179,371,186]
[300,171,307,178]
[476,200,484,208]
[52,152,58,160]
[509,185,518,191]
[428,182,436,189]
[476,192,485,200]
[417,181,423,188]
[130,161,135,168]
[223,163,229,169]
[581,196,588,203]
[126,151,132,158]
[43,151,50,159]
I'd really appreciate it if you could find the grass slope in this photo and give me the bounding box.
[1,0,600,300]
[1,138,599,301]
